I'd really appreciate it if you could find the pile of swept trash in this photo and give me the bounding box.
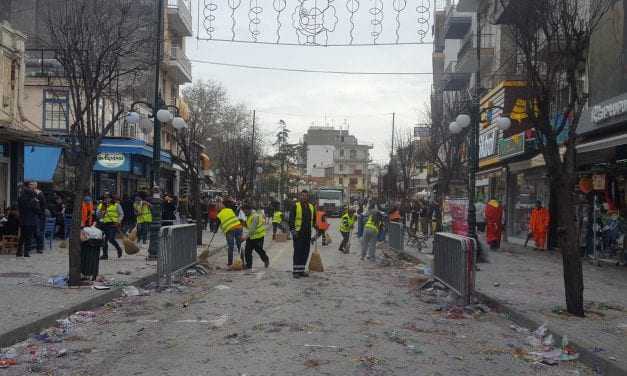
[510,323,580,366]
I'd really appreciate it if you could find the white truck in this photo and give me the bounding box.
[316,187,344,217]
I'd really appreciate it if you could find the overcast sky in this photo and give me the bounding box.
[186,0,434,162]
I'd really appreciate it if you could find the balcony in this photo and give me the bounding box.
[25,49,64,78]
[167,0,193,36]
[442,60,471,91]
[443,5,472,39]
[164,46,192,84]
[456,33,496,73]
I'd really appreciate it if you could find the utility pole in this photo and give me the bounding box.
[250,110,256,196]
[467,7,482,243]
[388,112,395,204]
[148,0,164,259]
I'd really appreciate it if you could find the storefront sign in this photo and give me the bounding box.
[591,98,627,124]
[476,177,490,187]
[479,130,497,159]
[94,153,130,172]
[498,132,525,159]
[592,174,606,190]
[414,126,431,139]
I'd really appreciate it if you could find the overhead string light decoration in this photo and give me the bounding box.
[197,0,433,46]
[228,0,241,41]
[416,0,430,42]
[292,0,338,46]
[203,0,218,39]
[273,0,287,43]
[393,0,407,44]
[369,0,383,44]
[346,0,359,45]
[249,0,263,42]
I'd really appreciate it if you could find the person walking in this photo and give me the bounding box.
[362,206,383,261]
[241,203,270,269]
[162,194,177,224]
[485,199,504,250]
[315,207,330,246]
[529,200,550,250]
[134,193,152,245]
[272,207,283,240]
[208,201,219,233]
[289,190,316,278]
[81,191,95,227]
[475,199,486,233]
[339,207,356,254]
[120,195,136,233]
[17,181,42,257]
[96,194,124,259]
[217,198,243,267]
[31,182,46,253]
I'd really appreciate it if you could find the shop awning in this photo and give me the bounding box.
[24,145,62,183]
[577,133,627,154]
[98,138,172,164]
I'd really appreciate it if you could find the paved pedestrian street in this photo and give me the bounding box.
[0,222,593,376]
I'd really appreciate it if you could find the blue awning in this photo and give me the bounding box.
[98,138,172,164]
[24,145,62,183]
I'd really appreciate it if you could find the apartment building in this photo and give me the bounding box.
[303,127,373,200]
[3,0,193,198]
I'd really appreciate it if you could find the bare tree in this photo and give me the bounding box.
[394,129,418,201]
[178,81,227,244]
[427,96,469,230]
[500,0,615,316]
[43,0,154,285]
[209,105,259,199]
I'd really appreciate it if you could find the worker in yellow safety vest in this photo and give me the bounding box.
[217,198,243,267]
[272,208,283,240]
[288,190,317,278]
[96,194,124,259]
[241,203,270,269]
[361,207,383,261]
[134,193,152,245]
[338,207,357,254]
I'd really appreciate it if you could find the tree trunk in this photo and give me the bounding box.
[68,160,93,286]
[554,184,585,316]
[190,171,203,246]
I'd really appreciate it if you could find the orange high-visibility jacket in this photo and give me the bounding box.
[529,207,550,234]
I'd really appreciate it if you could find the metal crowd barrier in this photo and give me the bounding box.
[433,232,476,305]
[388,222,405,251]
[158,224,198,287]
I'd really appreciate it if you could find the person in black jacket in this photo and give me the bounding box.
[288,190,317,278]
[32,182,47,252]
[17,181,42,257]
[162,194,177,224]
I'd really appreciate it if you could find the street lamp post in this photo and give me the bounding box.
[127,101,186,259]
[450,110,511,240]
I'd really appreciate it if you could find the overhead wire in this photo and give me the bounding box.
[189,59,433,76]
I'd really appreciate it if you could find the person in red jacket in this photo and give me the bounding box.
[485,199,503,250]
[208,201,218,233]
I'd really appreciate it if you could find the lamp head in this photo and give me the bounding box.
[496,116,512,131]
[449,121,462,134]
[456,114,471,128]
[127,111,140,124]
[156,109,174,123]
[172,116,187,130]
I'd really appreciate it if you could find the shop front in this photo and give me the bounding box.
[93,138,173,199]
[477,127,505,203]
[499,132,549,244]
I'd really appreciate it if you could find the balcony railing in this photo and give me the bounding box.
[458,33,496,60]
[167,0,193,36]
[166,46,192,82]
[25,49,64,78]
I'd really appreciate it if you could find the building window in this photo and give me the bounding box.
[340,149,345,157]
[339,177,344,184]
[350,149,357,160]
[350,178,358,185]
[43,90,69,131]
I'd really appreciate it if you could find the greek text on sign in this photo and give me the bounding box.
[97,153,126,169]
[479,130,497,159]
[591,99,627,124]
